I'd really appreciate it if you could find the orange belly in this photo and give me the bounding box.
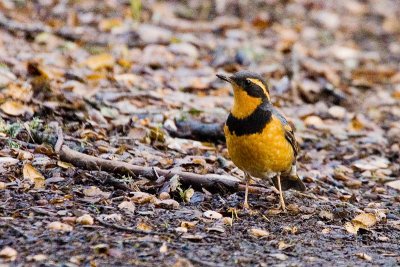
[224,116,294,178]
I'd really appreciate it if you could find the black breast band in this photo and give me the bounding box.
[226,103,272,136]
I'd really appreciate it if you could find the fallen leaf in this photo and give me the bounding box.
[175,227,188,233]
[0,182,6,190]
[203,210,223,220]
[278,240,293,250]
[386,180,400,191]
[85,53,115,70]
[270,253,288,261]
[27,254,47,262]
[352,213,377,228]
[48,221,73,231]
[0,246,17,261]
[23,163,45,189]
[159,243,168,254]
[249,228,269,238]
[76,214,94,225]
[159,192,171,200]
[355,252,372,261]
[183,188,194,202]
[0,157,19,167]
[221,217,233,226]
[181,221,197,229]
[118,201,136,213]
[130,192,157,204]
[0,100,31,116]
[319,210,334,221]
[345,213,378,235]
[83,186,111,198]
[57,161,75,169]
[353,156,390,171]
[155,199,180,209]
[4,83,33,102]
[137,222,153,231]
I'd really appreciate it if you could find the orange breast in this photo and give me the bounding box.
[224,116,294,178]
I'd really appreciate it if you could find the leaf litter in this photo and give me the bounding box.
[0,0,399,266]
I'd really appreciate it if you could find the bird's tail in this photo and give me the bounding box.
[272,166,306,192]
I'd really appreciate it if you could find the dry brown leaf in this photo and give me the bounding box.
[155,199,180,209]
[57,161,75,169]
[0,182,6,190]
[0,100,31,116]
[249,228,269,238]
[345,213,378,235]
[221,217,233,226]
[130,192,157,204]
[345,222,359,235]
[48,221,73,231]
[181,221,197,229]
[0,246,17,261]
[137,222,153,232]
[85,53,115,70]
[76,214,94,225]
[386,180,400,191]
[352,213,377,228]
[83,186,111,198]
[4,83,33,102]
[99,18,123,31]
[23,163,45,189]
[118,201,136,213]
[159,192,171,200]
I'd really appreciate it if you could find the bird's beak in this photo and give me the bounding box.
[216,74,233,84]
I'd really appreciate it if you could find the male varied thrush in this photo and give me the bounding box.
[217,71,306,210]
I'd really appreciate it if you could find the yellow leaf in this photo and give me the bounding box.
[85,53,115,70]
[352,213,377,229]
[0,100,30,116]
[48,221,73,231]
[57,161,75,169]
[99,18,123,31]
[137,222,152,231]
[23,163,45,189]
[345,222,359,235]
[4,83,33,102]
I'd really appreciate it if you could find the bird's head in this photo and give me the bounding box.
[217,71,270,119]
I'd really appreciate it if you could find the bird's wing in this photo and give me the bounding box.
[272,109,300,158]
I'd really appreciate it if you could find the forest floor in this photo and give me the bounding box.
[0,0,400,266]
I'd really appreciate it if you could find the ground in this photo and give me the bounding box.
[0,0,400,266]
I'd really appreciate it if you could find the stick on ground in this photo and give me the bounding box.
[59,145,270,194]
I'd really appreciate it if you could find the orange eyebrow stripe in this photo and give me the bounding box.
[247,78,270,100]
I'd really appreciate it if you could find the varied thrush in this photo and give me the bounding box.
[217,71,306,210]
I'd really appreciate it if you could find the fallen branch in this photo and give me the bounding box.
[170,120,225,143]
[59,145,271,194]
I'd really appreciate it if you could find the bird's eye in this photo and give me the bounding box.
[245,80,251,86]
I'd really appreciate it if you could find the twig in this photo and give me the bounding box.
[54,125,64,154]
[96,217,174,237]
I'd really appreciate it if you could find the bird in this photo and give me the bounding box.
[217,71,306,210]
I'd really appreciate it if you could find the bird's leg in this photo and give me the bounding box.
[243,173,251,209]
[277,174,286,211]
